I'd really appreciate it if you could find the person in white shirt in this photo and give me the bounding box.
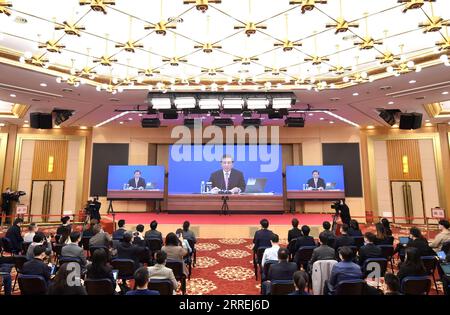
[430,219,450,251]
[23,222,37,243]
[261,234,280,267]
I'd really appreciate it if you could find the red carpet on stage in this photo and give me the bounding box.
[107,213,333,225]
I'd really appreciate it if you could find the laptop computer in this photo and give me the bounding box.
[244,178,267,193]
[440,263,450,276]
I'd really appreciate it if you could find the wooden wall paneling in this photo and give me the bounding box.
[386,139,422,180]
[32,140,68,180]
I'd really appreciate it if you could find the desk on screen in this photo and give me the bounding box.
[286,190,345,200]
[167,193,284,213]
[106,189,164,200]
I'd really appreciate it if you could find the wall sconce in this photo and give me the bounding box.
[402,155,409,174]
[48,156,54,173]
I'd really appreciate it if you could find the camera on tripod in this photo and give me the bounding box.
[8,191,26,202]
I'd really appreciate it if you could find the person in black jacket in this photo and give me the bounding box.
[358,232,382,266]
[56,216,72,244]
[287,218,302,243]
[334,224,355,250]
[406,227,436,257]
[262,247,297,295]
[144,220,163,242]
[5,217,24,253]
[116,232,145,271]
[374,223,394,245]
[21,245,51,284]
[397,247,427,282]
[383,273,402,295]
[253,219,274,251]
[319,221,335,246]
[47,263,87,295]
[112,219,127,239]
[86,248,115,284]
[348,220,363,237]
[293,225,316,254]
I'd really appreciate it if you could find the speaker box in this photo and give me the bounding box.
[30,112,53,129]
[141,118,161,128]
[399,112,422,130]
[285,117,305,127]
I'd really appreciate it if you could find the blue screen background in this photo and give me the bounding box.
[168,144,282,194]
[286,165,345,191]
[107,165,165,190]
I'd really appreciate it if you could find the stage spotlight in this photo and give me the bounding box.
[378,109,400,126]
[141,118,161,128]
[285,117,305,127]
[52,109,74,126]
[212,118,234,127]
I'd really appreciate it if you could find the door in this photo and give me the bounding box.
[29,180,65,222]
[390,181,425,224]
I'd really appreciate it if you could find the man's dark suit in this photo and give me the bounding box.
[112,228,127,239]
[334,234,355,250]
[128,177,146,189]
[144,230,163,242]
[293,236,316,253]
[306,177,326,189]
[5,224,23,252]
[267,261,298,281]
[253,229,274,251]
[358,243,382,266]
[287,228,302,243]
[209,169,246,192]
[117,242,145,270]
[22,258,51,283]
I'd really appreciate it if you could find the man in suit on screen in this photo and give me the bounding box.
[128,170,146,189]
[306,170,326,190]
[209,154,246,194]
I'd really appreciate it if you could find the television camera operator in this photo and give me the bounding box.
[331,199,351,233]
[84,196,101,223]
[1,188,26,226]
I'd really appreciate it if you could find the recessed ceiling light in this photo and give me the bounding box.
[367,125,374,129]
[425,122,432,127]
[442,91,449,95]
[352,92,359,96]
[128,117,133,121]
[24,120,29,123]
[409,80,416,84]
[138,113,143,117]
[54,125,60,129]
[119,121,124,124]
[0,123,5,127]
[23,124,30,128]
[425,119,430,122]
[329,121,334,124]
[392,124,399,128]
[388,101,394,105]
[40,83,47,87]
[319,117,324,120]
[79,126,87,130]
[10,94,16,98]
[308,113,314,116]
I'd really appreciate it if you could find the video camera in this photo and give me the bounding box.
[7,191,26,202]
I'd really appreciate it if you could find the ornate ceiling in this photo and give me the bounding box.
[0,0,449,95]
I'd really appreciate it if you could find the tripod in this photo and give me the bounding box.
[107,199,116,232]
[221,195,230,215]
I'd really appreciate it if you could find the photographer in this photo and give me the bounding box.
[1,188,26,226]
[331,200,351,234]
[85,196,101,222]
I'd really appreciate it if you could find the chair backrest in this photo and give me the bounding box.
[18,274,47,295]
[148,279,174,295]
[352,237,365,249]
[362,258,388,278]
[85,278,115,295]
[256,247,269,265]
[111,259,135,279]
[165,259,185,280]
[296,246,316,262]
[271,280,295,295]
[13,255,29,271]
[334,279,366,295]
[262,260,278,281]
[420,256,438,274]
[146,238,162,252]
[58,256,82,266]
[80,237,91,251]
[378,245,394,259]
[401,276,431,295]
[442,241,450,255]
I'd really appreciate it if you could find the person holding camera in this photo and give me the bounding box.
[1,188,13,225]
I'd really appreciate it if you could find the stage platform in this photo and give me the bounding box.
[106,213,333,239]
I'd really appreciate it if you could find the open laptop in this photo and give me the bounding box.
[440,263,450,276]
[399,236,410,245]
[244,178,267,193]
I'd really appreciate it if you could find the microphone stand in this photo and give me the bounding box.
[221,195,230,216]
